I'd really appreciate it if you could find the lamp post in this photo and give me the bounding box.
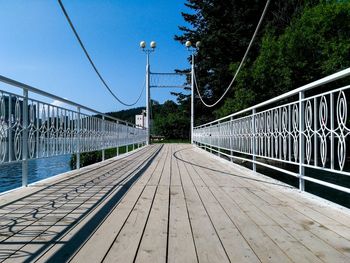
[185,40,200,144]
[140,40,156,145]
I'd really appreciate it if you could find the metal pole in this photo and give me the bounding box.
[117,120,119,156]
[126,123,129,153]
[252,109,256,172]
[299,91,305,191]
[191,52,194,144]
[76,107,81,169]
[102,115,105,161]
[146,52,151,145]
[22,89,28,187]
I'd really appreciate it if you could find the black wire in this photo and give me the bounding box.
[58,0,144,107]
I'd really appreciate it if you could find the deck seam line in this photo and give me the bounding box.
[178,149,232,263]
[186,150,324,262]
[174,145,200,263]
[100,145,165,262]
[132,144,170,263]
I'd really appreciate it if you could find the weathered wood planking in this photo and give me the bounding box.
[1,144,350,263]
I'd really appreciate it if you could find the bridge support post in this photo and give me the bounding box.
[76,107,81,169]
[146,53,151,145]
[299,91,305,191]
[252,109,256,172]
[190,53,194,144]
[22,88,28,187]
[102,116,105,161]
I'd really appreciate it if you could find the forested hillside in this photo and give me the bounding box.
[109,0,350,141]
[175,0,350,120]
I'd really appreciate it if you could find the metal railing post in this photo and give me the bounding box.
[299,91,305,191]
[8,96,12,162]
[22,89,28,187]
[102,116,105,161]
[76,107,81,169]
[126,123,129,153]
[117,121,119,156]
[252,109,256,172]
[230,117,233,162]
[330,93,334,169]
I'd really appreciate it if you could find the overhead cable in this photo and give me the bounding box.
[194,0,271,108]
[58,0,144,107]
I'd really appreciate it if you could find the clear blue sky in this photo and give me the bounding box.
[0,0,190,113]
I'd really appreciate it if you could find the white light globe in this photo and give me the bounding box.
[185,41,192,48]
[140,41,146,49]
[150,41,156,49]
[196,41,201,49]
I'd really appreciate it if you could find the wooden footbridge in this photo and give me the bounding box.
[1,144,350,262]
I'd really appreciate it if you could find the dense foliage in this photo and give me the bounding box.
[174,0,350,119]
[76,0,350,152]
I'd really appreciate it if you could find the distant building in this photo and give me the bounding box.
[135,110,147,128]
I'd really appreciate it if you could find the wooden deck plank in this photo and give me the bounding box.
[0,145,161,262]
[168,186,197,263]
[102,185,157,263]
[177,155,230,263]
[170,145,182,187]
[135,185,169,263]
[67,147,166,263]
[190,148,350,262]
[2,144,350,263]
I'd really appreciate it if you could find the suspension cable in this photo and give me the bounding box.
[194,0,271,108]
[58,0,144,107]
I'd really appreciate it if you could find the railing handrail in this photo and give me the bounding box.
[195,67,350,128]
[0,74,141,128]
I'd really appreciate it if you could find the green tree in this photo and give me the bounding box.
[175,0,318,121]
[217,1,350,117]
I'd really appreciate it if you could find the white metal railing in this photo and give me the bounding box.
[0,75,147,187]
[194,68,350,194]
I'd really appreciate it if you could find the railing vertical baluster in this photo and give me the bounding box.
[47,105,50,158]
[288,105,291,162]
[279,107,282,160]
[76,107,81,169]
[330,93,334,169]
[8,95,12,162]
[56,107,59,155]
[117,121,119,156]
[126,123,129,153]
[314,98,318,167]
[252,109,256,172]
[36,102,39,158]
[230,116,233,162]
[22,88,28,187]
[299,91,305,191]
[102,116,105,161]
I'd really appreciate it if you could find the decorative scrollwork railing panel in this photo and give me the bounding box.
[194,68,350,193]
[0,87,147,166]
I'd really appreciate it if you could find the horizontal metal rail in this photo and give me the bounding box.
[194,67,350,194]
[0,75,147,187]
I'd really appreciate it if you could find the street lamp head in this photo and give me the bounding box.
[140,41,146,49]
[185,41,192,48]
[196,41,201,49]
[150,41,156,49]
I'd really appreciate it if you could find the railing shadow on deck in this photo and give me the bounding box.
[0,145,161,263]
[173,147,292,188]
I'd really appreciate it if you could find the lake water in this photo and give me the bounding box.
[0,155,72,193]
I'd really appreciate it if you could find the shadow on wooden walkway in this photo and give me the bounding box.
[1,144,350,262]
